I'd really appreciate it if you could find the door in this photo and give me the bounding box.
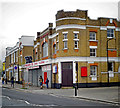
[44,72,47,84]
[62,62,73,87]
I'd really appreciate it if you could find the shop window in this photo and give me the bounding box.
[90,66,97,76]
[89,32,96,40]
[107,29,114,38]
[42,42,48,57]
[90,49,96,57]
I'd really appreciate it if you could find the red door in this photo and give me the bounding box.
[44,72,47,84]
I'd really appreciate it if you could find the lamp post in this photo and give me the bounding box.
[107,37,115,86]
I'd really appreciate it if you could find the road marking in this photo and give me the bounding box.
[2,96,11,100]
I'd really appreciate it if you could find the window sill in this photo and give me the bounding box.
[74,48,79,50]
[90,56,96,57]
[107,37,115,39]
[89,75,99,77]
[73,39,79,41]
[63,48,68,50]
[89,40,98,42]
[63,39,68,41]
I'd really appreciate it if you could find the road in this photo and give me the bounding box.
[2,88,118,107]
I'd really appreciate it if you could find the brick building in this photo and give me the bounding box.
[5,36,35,83]
[23,9,120,88]
[5,9,120,88]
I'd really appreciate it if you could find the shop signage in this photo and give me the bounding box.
[109,71,114,77]
[24,60,49,68]
[29,66,39,70]
[92,76,97,81]
[53,65,57,73]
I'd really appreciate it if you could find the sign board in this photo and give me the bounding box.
[53,65,57,73]
[81,67,87,77]
[14,66,17,70]
[92,76,97,81]
[109,71,114,77]
[2,63,5,71]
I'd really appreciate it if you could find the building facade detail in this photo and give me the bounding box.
[5,9,120,88]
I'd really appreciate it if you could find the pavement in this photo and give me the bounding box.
[2,82,120,105]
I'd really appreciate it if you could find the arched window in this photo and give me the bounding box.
[43,42,48,57]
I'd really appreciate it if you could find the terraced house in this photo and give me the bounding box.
[5,9,120,88]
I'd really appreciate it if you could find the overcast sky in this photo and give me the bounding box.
[0,0,119,62]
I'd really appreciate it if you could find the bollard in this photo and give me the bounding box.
[75,86,77,96]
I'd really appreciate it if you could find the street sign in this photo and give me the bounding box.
[14,66,17,70]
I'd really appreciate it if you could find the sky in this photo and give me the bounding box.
[0,0,119,62]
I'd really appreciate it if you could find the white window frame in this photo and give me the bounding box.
[89,32,96,41]
[64,41,68,49]
[90,66,97,76]
[90,48,96,57]
[43,42,48,57]
[74,41,78,49]
[74,33,78,39]
[64,33,67,39]
[16,51,18,62]
[107,29,114,38]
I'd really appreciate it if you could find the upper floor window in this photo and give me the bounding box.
[43,42,48,57]
[89,32,96,40]
[74,41,78,49]
[64,41,67,49]
[90,49,96,57]
[64,33,67,39]
[53,44,56,54]
[107,29,114,38]
[74,33,78,39]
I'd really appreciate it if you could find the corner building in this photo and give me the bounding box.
[23,9,120,88]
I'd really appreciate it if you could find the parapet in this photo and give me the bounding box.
[56,9,88,20]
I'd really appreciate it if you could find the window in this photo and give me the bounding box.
[53,44,56,54]
[16,51,18,62]
[74,41,78,48]
[89,32,96,40]
[57,35,59,50]
[14,52,15,63]
[64,33,67,39]
[90,66,97,76]
[43,42,48,57]
[11,54,13,63]
[108,62,114,71]
[90,49,96,57]
[64,41,67,49]
[74,33,78,39]
[107,29,114,38]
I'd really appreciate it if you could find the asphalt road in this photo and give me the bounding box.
[2,88,118,107]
